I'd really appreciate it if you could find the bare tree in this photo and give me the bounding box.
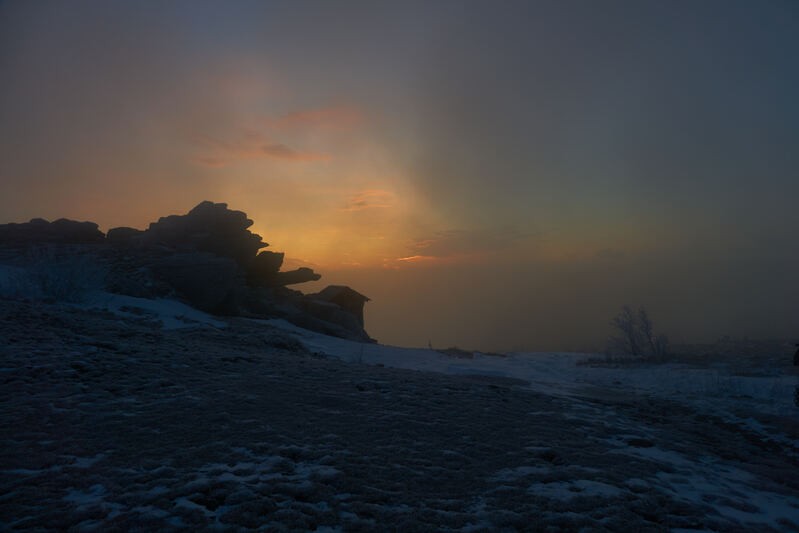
[611,305,643,356]
[610,305,669,358]
[638,307,657,356]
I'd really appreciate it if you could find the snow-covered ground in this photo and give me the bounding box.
[1,296,798,531]
[266,317,799,530]
[274,317,797,414]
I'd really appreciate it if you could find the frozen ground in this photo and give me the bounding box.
[1,297,798,531]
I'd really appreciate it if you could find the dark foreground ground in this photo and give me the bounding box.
[1,301,798,531]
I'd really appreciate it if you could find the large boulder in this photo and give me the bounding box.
[309,285,370,327]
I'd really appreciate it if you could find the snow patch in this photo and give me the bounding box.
[79,291,226,330]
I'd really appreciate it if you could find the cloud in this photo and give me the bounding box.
[384,226,532,269]
[380,255,443,270]
[340,189,393,212]
[189,105,363,167]
[190,131,329,166]
[396,255,436,263]
[260,142,329,161]
[407,227,528,258]
[264,106,365,131]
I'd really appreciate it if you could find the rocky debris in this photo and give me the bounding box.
[0,218,105,246]
[0,201,373,342]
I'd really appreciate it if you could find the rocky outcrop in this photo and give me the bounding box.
[0,201,373,342]
[0,218,105,246]
[137,201,321,289]
[141,201,267,267]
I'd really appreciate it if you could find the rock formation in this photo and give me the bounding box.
[309,286,370,327]
[140,201,265,267]
[0,201,373,342]
[126,201,321,288]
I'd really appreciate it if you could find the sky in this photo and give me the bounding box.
[1,0,797,351]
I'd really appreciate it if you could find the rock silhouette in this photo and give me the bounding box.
[141,201,265,267]
[0,201,373,342]
[149,252,244,314]
[310,286,370,327]
[0,218,105,245]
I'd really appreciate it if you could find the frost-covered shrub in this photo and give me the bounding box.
[2,246,107,303]
[608,305,670,359]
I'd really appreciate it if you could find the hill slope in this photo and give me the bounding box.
[1,300,798,531]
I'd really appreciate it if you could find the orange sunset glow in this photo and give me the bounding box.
[1,0,797,351]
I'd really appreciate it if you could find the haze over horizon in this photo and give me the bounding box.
[1,0,797,351]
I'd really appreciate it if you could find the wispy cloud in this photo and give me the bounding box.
[264,106,365,131]
[190,131,329,167]
[259,142,328,161]
[341,189,393,212]
[387,226,532,268]
[407,227,528,258]
[396,255,436,262]
[190,105,365,167]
